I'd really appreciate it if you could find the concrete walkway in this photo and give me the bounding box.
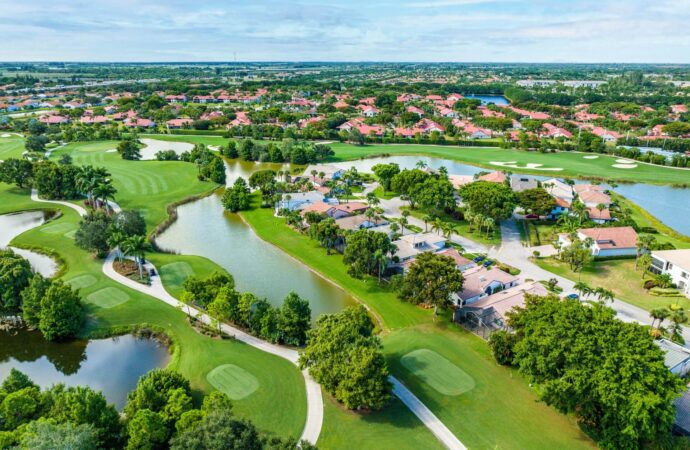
[101,251,324,444]
[391,377,467,450]
[31,189,88,217]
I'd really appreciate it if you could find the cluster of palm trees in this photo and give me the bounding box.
[650,305,688,342]
[107,232,151,281]
[76,166,117,211]
[464,209,495,238]
[573,281,615,303]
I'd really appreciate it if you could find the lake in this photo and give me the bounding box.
[464,94,509,105]
[0,330,169,409]
[155,193,357,319]
[0,211,58,277]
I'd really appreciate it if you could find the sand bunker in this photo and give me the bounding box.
[490,161,563,171]
[612,163,638,169]
[583,155,599,159]
[139,138,194,160]
[616,158,635,164]
[105,149,117,153]
[209,145,221,151]
[0,133,11,138]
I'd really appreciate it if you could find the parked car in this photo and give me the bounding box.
[473,255,486,263]
[566,293,579,300]
[482,260,493,267]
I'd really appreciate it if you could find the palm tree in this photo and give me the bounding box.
[107,230,126,262]
[94,181,117,211]
[422,214,434,232]
[636,234,656,265]
[431,218,444,236]
[670,309,688,341]
[573,281,591,299]
[415,160,427,170]
[285,194,292,211]
[593,287,614,304]
[311,169,318,181]
[638,253,652,277]
[122,235,150,280]
[399,217,408,235]
[373,249,388,283]
[482,217,495,238]
[441,223,454,239]
[655,273,674,289]
[650,307,670,330]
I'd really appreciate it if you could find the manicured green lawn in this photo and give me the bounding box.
[535,257,690,312]
[319,394,444,450]
[372,186,399,200]
[49,141,218,230]
[140,133,228,147]
[207,364,260,400]
[0,134,26,160]
[384,324,595,449]
[241,195,596,448]
[148,253,228,299]
[1,185,307,439]
[328,143,690,186]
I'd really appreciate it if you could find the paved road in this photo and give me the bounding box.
[490,220,690,343]
[391,377,467,450]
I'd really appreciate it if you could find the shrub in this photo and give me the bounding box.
[644,279,658,290]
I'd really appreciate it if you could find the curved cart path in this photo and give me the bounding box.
[31,189,88,216]
[28,192,464,448]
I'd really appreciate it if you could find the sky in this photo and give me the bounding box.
[0,0,689,63]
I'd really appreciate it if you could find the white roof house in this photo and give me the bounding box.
[650,249,690,298]
[276,191,328,212]
[543,178,574,202]
[656,338,690,377]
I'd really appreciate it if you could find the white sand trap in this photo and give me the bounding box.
[612,163,638,169]
[0,133,11,138]
[209,145,220,151]
[490,161,563,171]
[139,138,194,160]
[105,149,117,153]
[616,159,635,164]
[583,155,599,159]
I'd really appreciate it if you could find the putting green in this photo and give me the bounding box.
[160,261,195,292]
[207,364,260,400]
[64,229,77,239]
[66,274,97,290]
[40,222,75,234]
[401,349,475,396]
[86,287,130,309]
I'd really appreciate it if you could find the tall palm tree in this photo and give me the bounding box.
[431,218,444,236]
[593,287,614,304]
[670,309,688,341]
[442,223,454,239]
[373,249,387,283]
[638,253,652,277]
[422,214,434,232]
[650,307,670,330]
[573,281,591,299]
[94,181,117,210]
[311,169,318,181]
[107,230,126,262]
[122,235,150,280]
[399,217,408,235]
[483,217,495,238]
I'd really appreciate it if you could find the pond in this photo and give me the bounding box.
[0,211,58,277]
[463,94,509,105]
[155,193,357,319]
[0,330,169,409]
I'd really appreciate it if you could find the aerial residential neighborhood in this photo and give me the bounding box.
[1,1,690,450]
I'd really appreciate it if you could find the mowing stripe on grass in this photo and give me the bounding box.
[160,261,195,292]
[40,222,75,234]
[401,349,475,396]
[66,274,97,290]
[207,364,260,400]
[86,287,130,309]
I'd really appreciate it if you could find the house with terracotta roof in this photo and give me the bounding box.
[406,105,425,116]
[334,100,350,110]
[671,104,689,114]
[590,126,622,142]
[80,115,108,125]
[337,118,385,137]
[540,123,573,139]
[478,171,507,183]
[39,115,70,125]
[436,106,458,118]
[359,105,380,117]
[559,226,638,257]
[454,281,548,330]
[124,118,155,128]
[228,111,252,127]
[586,207,612,224]
[452,266,520,306]
[166,118,193,129]
[452,119,492,139]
